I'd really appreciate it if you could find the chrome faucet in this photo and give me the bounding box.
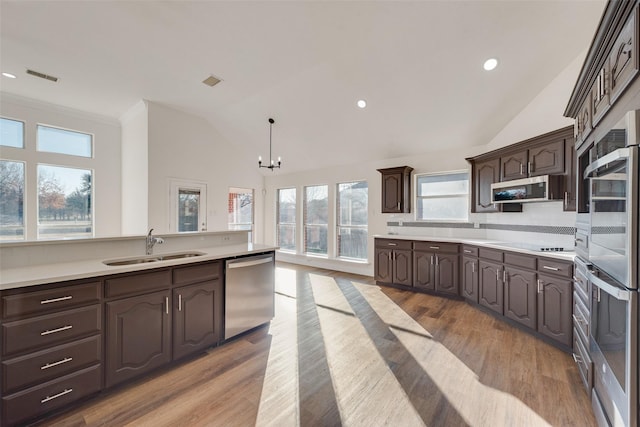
[146,228,164,255]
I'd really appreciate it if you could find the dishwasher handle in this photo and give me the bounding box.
[227,256,273,269]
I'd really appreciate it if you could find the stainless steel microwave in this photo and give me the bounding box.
[490,175,564,203]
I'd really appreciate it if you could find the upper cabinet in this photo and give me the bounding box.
[565,2,639,149]
[377,166,413,213]
[467,126,574,212]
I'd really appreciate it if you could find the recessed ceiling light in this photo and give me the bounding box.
[483,58,498,71]
[2,72,16,79]
[357,99,367,109]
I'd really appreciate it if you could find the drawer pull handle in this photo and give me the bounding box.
[572,353,582,364]
[429,246,440,250]
[40,296,73,305]
[388,243,397,246]
[41,388,73,404]
[41,325,73,336]
[572,314,585,325]
[464,249,472,253]
[41,357,73,370]
[542,265,560,271]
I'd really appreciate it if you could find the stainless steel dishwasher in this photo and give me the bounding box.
[224,253,275,340]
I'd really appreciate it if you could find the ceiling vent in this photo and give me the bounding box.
[26,69,58,82]
[202,75,222,87]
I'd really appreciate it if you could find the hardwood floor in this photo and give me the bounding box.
[37,262,595,427]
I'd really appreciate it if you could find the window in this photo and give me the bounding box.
[337,181,368,260]
[0,118,24,148]
[37,125,92,157]
[304,185,328,255]
[169,179,207,233]
[228,188,254,242]
[277,188,296,251]
[37,164,92,239]
[416,171,469,221]
[0,160,25,240]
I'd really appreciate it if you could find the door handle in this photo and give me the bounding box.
[435,255,439,266]
[178,294,182,312]
[430,255,434,265]
[564,192,568,208]
[471,262,475,273]
[528,161,532,175]
[537,279,543,293]
[165,297,169,314]
[496,269,500,282]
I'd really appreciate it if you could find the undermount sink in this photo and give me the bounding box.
[103,251,206,266]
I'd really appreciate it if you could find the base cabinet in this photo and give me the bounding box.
[105,290,172,388]
[479,260,503,315]
[173,280,223,360]
[461,255,479,303]
[504,266,537,329]
[537,273,573,347]
[374,240,412,287]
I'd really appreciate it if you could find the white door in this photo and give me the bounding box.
[169,179,207,233]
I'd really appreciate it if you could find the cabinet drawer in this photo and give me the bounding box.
[462,246,479,257]
[105,269,171,298]
[2,335,101,394]
[2,364,101,427]
[575,231,588,255]
[537,258,573,278]
[479,247,503,262]
[173,261,221,285]
[504,252,536,270]
[573,327,593,392]
[2,304,102,357]
[573,267,589,304]
[573,292,589,345]
[2,281,101,319]
[414,241,459,253]
[375,239,412,250]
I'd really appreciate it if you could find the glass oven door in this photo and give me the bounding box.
[589,269,637,427]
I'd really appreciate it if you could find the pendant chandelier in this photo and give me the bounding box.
[258,118,281,171]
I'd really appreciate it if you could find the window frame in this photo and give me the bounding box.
[169,178,208,234]
[36,123,94,158]
[336,180,368,261]
[303,184,329,256]
[0,117,26,149]
[276,187,296,253]
[228,187,254,242]
[414,170,469,222]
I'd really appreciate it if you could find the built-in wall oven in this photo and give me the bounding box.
[579,110,640,427]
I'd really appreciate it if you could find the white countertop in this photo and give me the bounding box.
[0,243,278,291]
[374,235,576,262]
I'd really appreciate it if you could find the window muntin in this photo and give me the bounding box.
[37,125,92,158]
[304,185,328,255]
[0,118,25,149]
[228,188,254,242]
[416,172,469,221]
[337,181,368,260]
[0,160,25,240]
[37,164,92,239]
[277,188,296,252]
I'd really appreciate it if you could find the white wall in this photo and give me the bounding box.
[120,100,149,235]
[0,93,122,238]
[146,102,266,241]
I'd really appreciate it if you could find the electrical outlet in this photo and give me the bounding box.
[474,222,480,229]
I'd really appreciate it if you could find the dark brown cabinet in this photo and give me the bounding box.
[471,158,500,213]
[173,279,223,360]
[0,278,103,427]
[105,290,172,388]
[413,248,459,295]
[377,166,413,213]
[504,266,537,329]
[461,246,479,303]
[501,150,528,181]
[501,140,564,181]
[374,239,412,286]
[537,272,573,348]
[478,260,503,315]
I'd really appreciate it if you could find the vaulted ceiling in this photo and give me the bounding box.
[0,1,605,174]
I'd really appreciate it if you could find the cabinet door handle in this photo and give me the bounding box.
[41,357,73,370]
[542,265,560,271]
[564,192,568,208]
[430,255,434,265]
[178,294,182,312]
[435,255,439,266]
[165,297,169,314]
[503,270,507,283]
[397,202,400,210]
[572,314,585,325]
[429,246,440,250]
[572,353,582,365]
[41,388,73,404]
[471,262,475,273]
[537,279,543,293]
[388,252,392,261]
[41,325,73,336]
[528,161,532,175]
[40,296,72,305]
[496,269,500,282]
[520,163,524,175]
